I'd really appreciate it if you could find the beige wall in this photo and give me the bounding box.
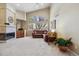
[27,8,50,19]
[0,3,6,8]
[16,11,26,20]
[0,3,16,33]
[26,7,50,36]
[0,8,6,26]
[0,4,6,33]
[6,8,16,26]
[6,4,16,26]
[6,8,16,33]
[50,4,79,51]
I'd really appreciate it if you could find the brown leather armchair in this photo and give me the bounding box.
[44,32,57,42]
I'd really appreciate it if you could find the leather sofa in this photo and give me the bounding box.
[32,30,48,38]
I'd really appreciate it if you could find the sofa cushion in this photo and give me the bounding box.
[32,30,48,38]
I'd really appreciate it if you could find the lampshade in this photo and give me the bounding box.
[51,29,56,32]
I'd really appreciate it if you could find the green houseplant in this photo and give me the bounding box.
[55,38,73,52]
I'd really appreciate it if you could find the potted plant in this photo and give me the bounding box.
[66,38,74,50]
[55,38,73,52]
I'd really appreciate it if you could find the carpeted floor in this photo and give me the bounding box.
[0,37,74,56]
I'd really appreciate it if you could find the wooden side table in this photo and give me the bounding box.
[16,30,24,38]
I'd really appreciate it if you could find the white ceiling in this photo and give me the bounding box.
[8,3,51,12]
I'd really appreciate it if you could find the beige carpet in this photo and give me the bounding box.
[0,37,73,56]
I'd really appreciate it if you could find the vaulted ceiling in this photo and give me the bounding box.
[9,3,51,12]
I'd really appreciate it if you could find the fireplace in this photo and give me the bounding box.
[0,32,15,41]
[5,32,15,40]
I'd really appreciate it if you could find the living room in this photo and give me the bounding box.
[0,3,79,56]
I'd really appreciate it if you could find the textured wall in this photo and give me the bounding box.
[50,4,79,50]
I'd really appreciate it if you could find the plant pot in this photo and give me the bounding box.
[58,46,68,52]
[67,44,74,50]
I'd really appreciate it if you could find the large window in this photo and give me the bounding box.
[28,16,48,30]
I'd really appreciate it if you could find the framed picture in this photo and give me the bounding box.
[54,20,56,29]
[51,20,56,29]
